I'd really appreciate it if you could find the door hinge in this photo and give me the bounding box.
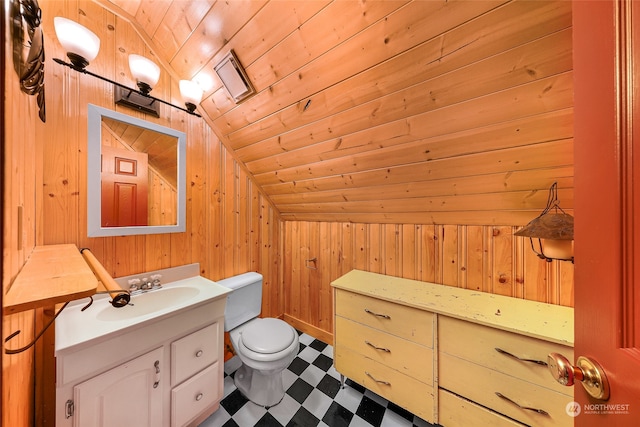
[65,399,74,418]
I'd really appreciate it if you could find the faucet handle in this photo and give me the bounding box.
[150,274,163,288]
[128,278,141,291]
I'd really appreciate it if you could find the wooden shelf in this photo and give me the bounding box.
[3,244,98,315]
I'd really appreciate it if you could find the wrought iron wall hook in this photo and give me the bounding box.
[81,295,94,311]
[4,300,73,355]
[541,182,565,215]
[2,291,120,355]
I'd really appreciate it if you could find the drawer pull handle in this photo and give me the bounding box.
[495,347,548,366]
[365,371,391,386]
[364,308,390,319]
[153,360,160,389]
[365,341,390,352]
[195,393,204,402]
[495,392,549,416]
[195,350,203,358]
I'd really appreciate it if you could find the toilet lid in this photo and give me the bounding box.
[241,318,296,354]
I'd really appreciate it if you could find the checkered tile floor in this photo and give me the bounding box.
[198,332,435,427]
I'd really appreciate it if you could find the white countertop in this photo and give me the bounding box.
[56,275,231,353]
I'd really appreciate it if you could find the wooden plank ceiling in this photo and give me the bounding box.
[102,0,574,225]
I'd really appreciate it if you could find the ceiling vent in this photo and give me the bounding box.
[214,50,255,103]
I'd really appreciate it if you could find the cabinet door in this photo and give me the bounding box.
[73,347,164,427]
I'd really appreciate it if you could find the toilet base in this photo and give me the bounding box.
[234,363,286,408]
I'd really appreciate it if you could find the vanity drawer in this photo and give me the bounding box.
[171,362,220,427]
[335,346,434,422]
[439,316,573,396]
[440,353,573,427]
[335,316,433,385]
[171,323,220,385]
[335,290,433,347]
[439,389,525,427]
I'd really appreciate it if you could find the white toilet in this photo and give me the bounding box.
[219,272,299,407]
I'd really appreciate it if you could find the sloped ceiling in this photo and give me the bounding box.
[101,0,574,225]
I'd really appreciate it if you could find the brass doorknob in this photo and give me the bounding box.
[547,353,610,400]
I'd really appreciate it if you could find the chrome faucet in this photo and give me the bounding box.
[126,274,162,295]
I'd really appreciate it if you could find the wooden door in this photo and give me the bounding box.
[73,347,163,427]
[573,1,640,425]
[101,145,148,227]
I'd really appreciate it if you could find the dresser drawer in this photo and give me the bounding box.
[335,346,434,422]
[439,316,573,396]
[439,389,525,427]
[171,362,220,427]
[440,353,573,427]
[335,289,433,347]
[335,316,433,385]
[171,323,220,385]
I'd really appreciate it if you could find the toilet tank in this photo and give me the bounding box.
[218,272,263,332]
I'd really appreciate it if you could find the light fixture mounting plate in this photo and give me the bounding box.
[114,86,160,117]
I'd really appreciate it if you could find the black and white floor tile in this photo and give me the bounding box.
[198,332,435,427]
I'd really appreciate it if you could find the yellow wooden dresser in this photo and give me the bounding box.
[331,270,574,427]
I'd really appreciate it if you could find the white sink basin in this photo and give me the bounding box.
[96,286,200,321]
[55,274,231,353]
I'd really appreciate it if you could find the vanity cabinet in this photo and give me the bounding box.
[331,270,574,427]
[56,297,226,427]
[71,347,164,427]
[170,323,221,426]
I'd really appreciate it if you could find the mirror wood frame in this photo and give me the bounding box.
[87,104,186,237]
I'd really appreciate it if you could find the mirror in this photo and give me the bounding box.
[87,104,186,237]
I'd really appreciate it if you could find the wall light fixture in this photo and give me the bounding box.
[129,54,160,95]
[52,17,202,117]
[179,80,205,114]
[514,182,574,263]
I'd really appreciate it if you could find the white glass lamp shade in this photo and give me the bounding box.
[179,80,204,112]
[540,239,574,261]
[54,17,100,69]
[129,54,161,94]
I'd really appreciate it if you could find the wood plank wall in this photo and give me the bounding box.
[35,0,282,300]
[2,5,40,424]
[2,2,282,425]
[283,222,573,342]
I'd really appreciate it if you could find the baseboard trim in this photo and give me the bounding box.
[283,315,333,345]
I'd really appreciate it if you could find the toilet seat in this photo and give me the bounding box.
[240,318,296,354]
